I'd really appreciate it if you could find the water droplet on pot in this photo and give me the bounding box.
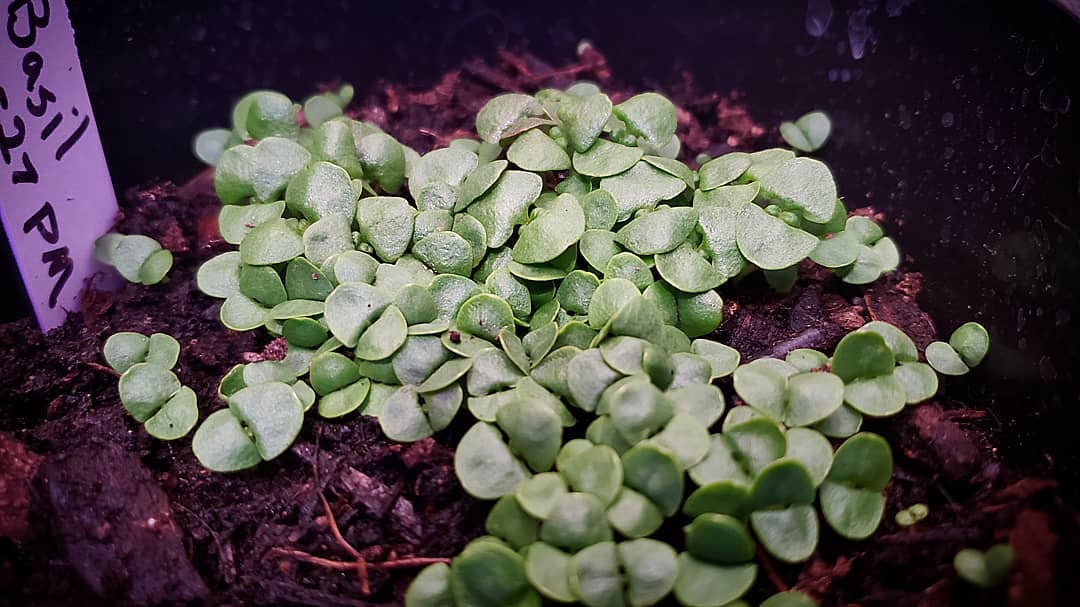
[1055,308,1071,327]
[1038,356,1056,383]
[1024,46,1044,76]
[941,112,955,128]
[848,9,872,60]
[806,0,833,37]
[1040,138,1060,167]
[898,105,912,130]
[1039,87,1071,114]
[885,0,914,17]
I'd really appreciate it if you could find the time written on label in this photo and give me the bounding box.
[1,1,90,306]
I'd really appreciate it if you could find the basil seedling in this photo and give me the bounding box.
[780,110,832,153]
[954,544,1013,589]
[103,332,196,440]
[94,233,173,285]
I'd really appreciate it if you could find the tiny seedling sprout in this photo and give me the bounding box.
[954,544,1014,589]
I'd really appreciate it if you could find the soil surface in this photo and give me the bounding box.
[1,48,1077,607]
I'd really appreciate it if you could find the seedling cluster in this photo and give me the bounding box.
[96,82,993,606]
[94,233,173,285]
[103,332,197,439]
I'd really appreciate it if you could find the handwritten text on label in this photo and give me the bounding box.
[0,0,119,330]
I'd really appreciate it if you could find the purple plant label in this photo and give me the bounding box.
[0,0,119,331]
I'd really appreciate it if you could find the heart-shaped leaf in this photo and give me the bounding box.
[843,372,906,417]
[192,409,262,472]
[356,305,408,361]
[569,542,623,607]
[601,161,687,221]
[616,206,698,256]
[486,494,539,549]
[949,321,989,367]
[690,339,741,379]
[812,404,864,438]
[831,331,895,382]
[144,386,198,440]
[573,138,644,178]
[954,544,1014,589]
[750,504,819,563]
[619,538,678,606]
[103,332,151,374]
[324,283,391,347]
[820,432,892,539]
[735,204,818,271]
[613,92,677,148]
[356,132,407,193]
[512,193,586,264]
[467,170,543,248]
[240,218,303,266]
[476,93,540,144]
[606,488,664,539]
[249,138,311,202]
[285,161,356,222]
[228,381,304,460]
[673,552,757,607]
[784,427,834,486]
[540,492,613,551]
[698,152,751,190]
[454,422,531,499]
[893,362,939,403]
[523,543,576,604]
[780,111,832,153]
[405,563,453,607]
[558,92,612,152]
[622,443,684,516]
[451,540,534,606]
[317,378,371,419]
[496,397,562,472]
[756,155,838,222]
[689,418,786,487]
[566,348,622,412]
[355,196,416,262]
[119,363,181,422]
[507,129,571,172]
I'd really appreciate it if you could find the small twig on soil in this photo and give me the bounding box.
[269,548,450,574]
[321,493,361,560]
[756,545,790,593]
[269,547,359,571]
[82,361,120,377]
[417,128,446,146]
[525,64,593,84]
[268,545,449,596]
[371,557,451,570]
[497,49,532,77]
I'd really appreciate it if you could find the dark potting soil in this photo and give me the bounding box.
[1,48,1077,607]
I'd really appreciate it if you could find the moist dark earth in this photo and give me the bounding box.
[1,49,1077,607]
